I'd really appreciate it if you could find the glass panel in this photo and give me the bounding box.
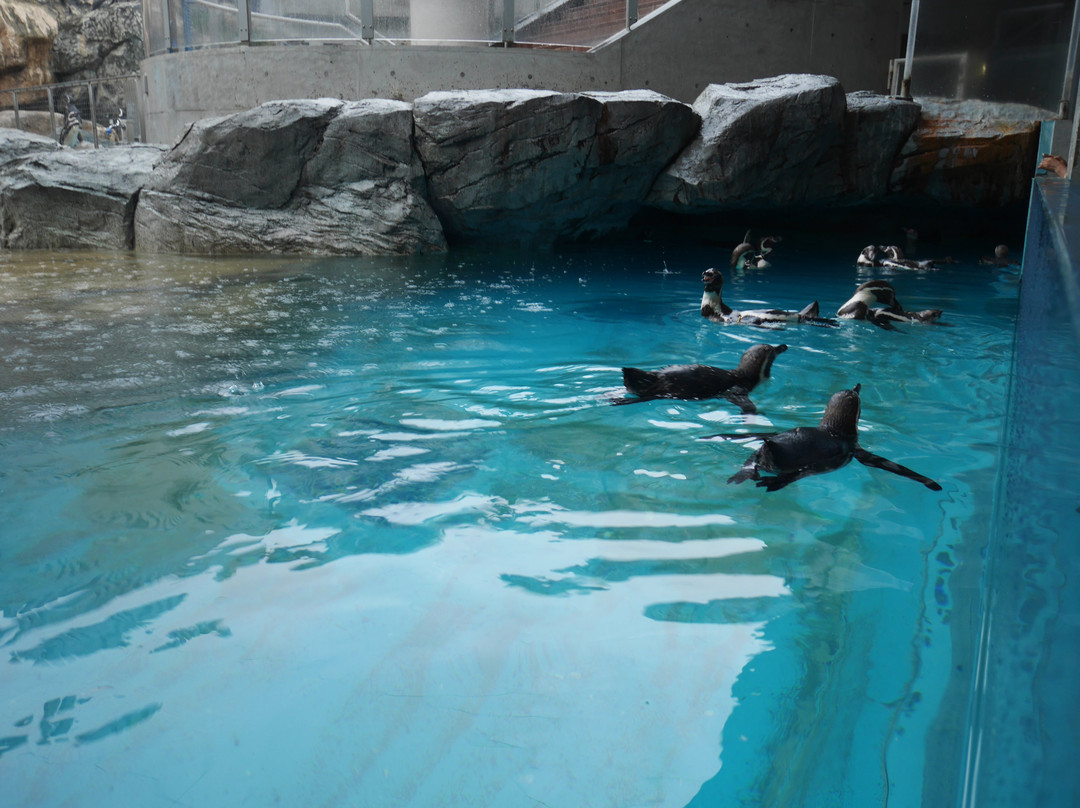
[167,0,241,50]
[515,0,666,49]
[910,0,1077,110]
[145,0,170,56]
[250,0,367,42]
[402,0,498,44]
[372,0,412,41]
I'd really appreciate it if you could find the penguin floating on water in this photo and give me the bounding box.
[836,279,944,329]
[857,244,953,271]
[613,343,788,412]
[731,230,782,270]
[979,244,1019,268]
[701,267,836,327]
[701,383,942,492]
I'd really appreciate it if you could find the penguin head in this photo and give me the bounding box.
[757,235,781,254]
[857,245,879,266]
[739,343,788,381]
[701,267,725,292]
[820,384,861,437]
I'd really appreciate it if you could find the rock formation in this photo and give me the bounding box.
[134,98,447,255]
[889,98,1041,207]
[0,2,58,93]
[0,129,161,249]
[413,88,699,245]
[0,75,1047,255]
[647,74,847,211]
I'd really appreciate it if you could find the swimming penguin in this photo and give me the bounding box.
[731,231,781,270]
[857,245,952,271]
[613,343,788,412]
[702,384,942,492]
[58,95,82,148]
[979,244,1018,268]
[836,279,944,328]
[701,267,836,327]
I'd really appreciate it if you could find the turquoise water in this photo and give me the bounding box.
[0,234,1019,807]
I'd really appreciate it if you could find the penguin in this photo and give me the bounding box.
[701,384,942,492]
[979,244,1018,268]
[836,279,944,328]
[105,107,126,144]
[731,231,782,270]
[58,95,82,148]
[857,244,952,271]
[701,267,836,327]
[613,343,788,412]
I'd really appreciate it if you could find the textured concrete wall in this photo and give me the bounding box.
[138,0,907,145]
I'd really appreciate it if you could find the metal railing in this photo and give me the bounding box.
[1,75,142,148]
[144,0,658,54]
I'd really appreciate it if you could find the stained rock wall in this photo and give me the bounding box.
[0,75,1047,255]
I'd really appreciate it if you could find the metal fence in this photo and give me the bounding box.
[1,75,142,149]
[144,0,660,54]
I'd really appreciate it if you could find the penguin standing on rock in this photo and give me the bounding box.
[58,95,82,148]
[702,384,942,492]
[613,343,788,412]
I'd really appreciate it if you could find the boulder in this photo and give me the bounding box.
[52,1,142,80]
[0,143,163,249]
[646,74,846,211]
[0,126,60,161]
[804,91,922,203]
[413,88,699,245]
[889,98,1042,206]
[0,1,58,92]
[134,98,446,255]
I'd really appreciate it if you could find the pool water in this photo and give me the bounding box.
[0,233,1020,807]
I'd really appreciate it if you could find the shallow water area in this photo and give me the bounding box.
[0,236,1019,807]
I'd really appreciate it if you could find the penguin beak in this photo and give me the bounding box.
[853,383,862,394]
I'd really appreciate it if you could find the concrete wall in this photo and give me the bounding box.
[139,0,908,145]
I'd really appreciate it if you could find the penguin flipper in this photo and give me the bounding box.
[727,461,760,485]
[722,389,757,414]
[755,473,803,491]
[853,448,942,491]
[610,395,653,406]
[700,431,777,442]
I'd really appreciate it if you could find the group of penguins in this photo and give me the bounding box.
[603,229,1012,493]
[58,94,126,148]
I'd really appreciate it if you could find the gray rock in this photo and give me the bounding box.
[804,91,922,203]
[135,99,446,255]
[889,97,1042,206]
[841,92,922,200]
[0,127,61,162]
[647,74,846,211]
[145,98,343,209]
[52,1,143,79]
[413,88,698,245]
[0,143,163,249]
